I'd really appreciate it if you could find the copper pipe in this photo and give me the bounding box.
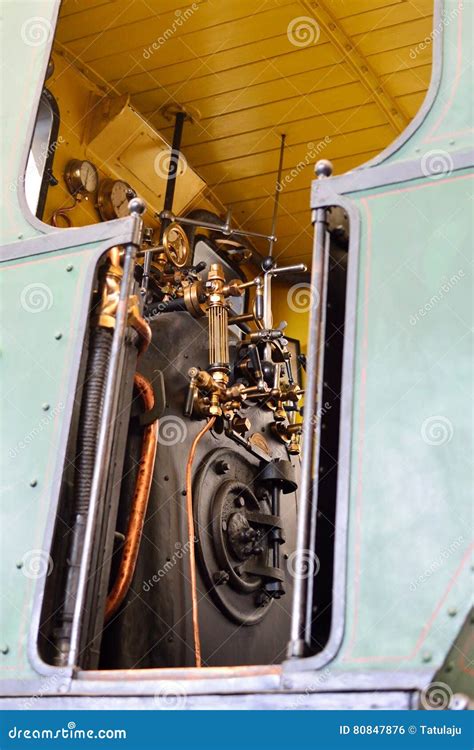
[185,416,216,667]
[131,313,152,355]
[104,373,158,622]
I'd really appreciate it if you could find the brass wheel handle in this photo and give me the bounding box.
[162,222,190,268]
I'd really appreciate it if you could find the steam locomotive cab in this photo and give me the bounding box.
[1,0,472,711]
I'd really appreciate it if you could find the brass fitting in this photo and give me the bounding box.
[96,247,123,329]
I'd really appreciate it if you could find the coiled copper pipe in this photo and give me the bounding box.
[185,416,216,667]
[104,373,158,622]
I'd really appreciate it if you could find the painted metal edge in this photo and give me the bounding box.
[311,148,473,202]
[0,691,414,710]
[285,188,361,673]
[0,216,141,262]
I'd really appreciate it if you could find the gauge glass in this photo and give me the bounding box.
[111,180,134,218]
[80,161,98,193]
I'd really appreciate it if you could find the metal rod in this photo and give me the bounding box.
[288,207,329,658]
[162,111,186,230]
[157,211,277,243]
[143,112,186,294]
[269,133,286,258]
[269,263,307,277]
[67,243,137,668]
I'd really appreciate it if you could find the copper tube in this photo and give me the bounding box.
[131,312,152,355]
[185,416,216,667]
[104,373,158,622]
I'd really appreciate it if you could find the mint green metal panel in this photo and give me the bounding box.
[318,0,474,676]
[339,173,472,670]
[374,0,473,162]
[0,244,103,680]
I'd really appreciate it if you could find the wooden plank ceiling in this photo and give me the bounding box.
[56,0,433,263]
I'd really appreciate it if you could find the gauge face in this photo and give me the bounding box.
[80,161,98,193]
[64,159,98,195]
[97,179,136,220]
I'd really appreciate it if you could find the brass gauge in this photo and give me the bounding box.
[97,178,136,221]
[64,159,98,196]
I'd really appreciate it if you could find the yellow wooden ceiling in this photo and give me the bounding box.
[55,0,434,264]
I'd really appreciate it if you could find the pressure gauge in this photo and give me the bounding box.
[97,178,136,220]
[64,159,98,195]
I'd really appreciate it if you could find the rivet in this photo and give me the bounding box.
[449,140,455,146]
[415,148,421,154]
[422,651,432,663]
[54,332,63,340]
[16,561,23,569]
[42,403,50,412]
[448,607,457,617]
[18,234,23,240]
[0,644,9,655]
[29,479,38,488]
[66,265,73,272]
[445,660,454,673]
